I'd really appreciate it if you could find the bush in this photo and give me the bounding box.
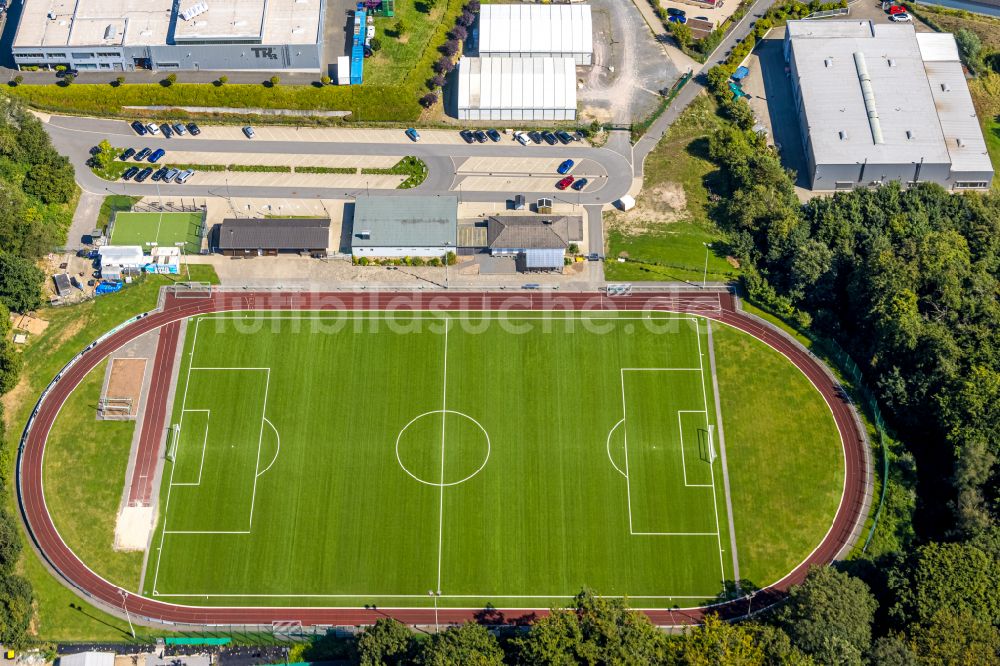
[393,19,407,37]
[446,251,457,266]
[217,75,228,86]
[440,39,459,57]
[465,0,480,12]
[457,9,475,26]
[114,75,125,87]
[162,73,177,87]
[269,75,280,87]
[450,24,468,41]
[369,37,382,52]
[568,243,580,255]
[320,75,331,85]
[419,92,438,108]
[430,73,446,88]
[59,74,74,86]
[9,76,22,88]
[435,56,455,73]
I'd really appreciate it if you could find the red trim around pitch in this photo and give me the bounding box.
[17,290,868,627]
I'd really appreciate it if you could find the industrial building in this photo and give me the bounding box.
[214,218,331,256]
[352,196,458,258]
[784,20,993,191]
[478,4,593,66]
[12,0,325,72]
[456,56,577,121]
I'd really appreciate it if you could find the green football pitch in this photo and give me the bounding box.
[144,311,753,607]
[109,212,203,254]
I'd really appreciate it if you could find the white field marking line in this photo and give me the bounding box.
[606,419,627,478]
[619,368,702,371]
[437,318,449,593]
[620,368,634,535]
[195,313,700,322]
[248,368,271,531]
[677,410,713,488]
[695,318,728,587]
[172,409,210,486]
[256,418,281,478]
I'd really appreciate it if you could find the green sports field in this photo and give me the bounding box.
[141,311,837,608]
[109,211,203,254]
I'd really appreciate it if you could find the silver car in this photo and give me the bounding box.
[163,168,180,182]
[175,169,195,184]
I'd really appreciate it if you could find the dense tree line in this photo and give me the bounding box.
[699,53,1000,661]
[0,95,76,646]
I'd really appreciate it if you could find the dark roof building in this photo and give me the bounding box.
[352,196,458,258]
[486,214,583,272]
[215,218,330,256]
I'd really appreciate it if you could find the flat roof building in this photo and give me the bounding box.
[457,56,577,121]
[487,214,582,272]
[352,196,458,258]
[784,20,992,191]
[478,5,593,66]
[215,218,331,256]
[13,0,325,72]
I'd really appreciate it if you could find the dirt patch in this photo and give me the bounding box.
[10,312,48,336]
[102,358,146,419]
[1,374,32,431]
[607,183,688,235]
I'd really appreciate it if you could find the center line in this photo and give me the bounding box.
[437,318,449,593]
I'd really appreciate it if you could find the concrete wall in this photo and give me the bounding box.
[811,161,953,190]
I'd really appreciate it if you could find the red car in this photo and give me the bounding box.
[888,4,907,14]
[556,175,575,190]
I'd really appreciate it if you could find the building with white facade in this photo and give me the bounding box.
[784,20,993,191]
[478,4,593,66]
[456,56,577,121]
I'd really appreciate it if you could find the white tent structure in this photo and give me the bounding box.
[479,5,593,65]
[456,57,577,121]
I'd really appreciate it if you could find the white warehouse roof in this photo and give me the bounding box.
[479,5,593,64]
[457,56,577,120]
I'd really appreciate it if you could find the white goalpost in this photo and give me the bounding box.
[166,424,180,461]
[708,424,716,464]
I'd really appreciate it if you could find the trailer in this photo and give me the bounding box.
[337,56,351,85]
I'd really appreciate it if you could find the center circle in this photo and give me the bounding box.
[395,410,491,487]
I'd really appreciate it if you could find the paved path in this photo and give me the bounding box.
[16,288,869,629]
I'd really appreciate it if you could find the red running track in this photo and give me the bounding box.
[127,321,180,506]
[16,290,869,627]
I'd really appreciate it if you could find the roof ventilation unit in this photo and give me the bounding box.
[104,24,117,40]
[180,2,209,21]
[824,57,833,67]
[906,130,915,140]
[853,51,884,145]
[941,83,951,92]
[839,130,848,141]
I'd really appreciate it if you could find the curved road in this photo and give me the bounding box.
[17,289,869,628]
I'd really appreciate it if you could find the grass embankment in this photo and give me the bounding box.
[361,156,428,188]
[605,95,739,284]
[713,324,843,588]
[4,267,218,641]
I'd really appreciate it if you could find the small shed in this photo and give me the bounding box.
[52,273,72,297]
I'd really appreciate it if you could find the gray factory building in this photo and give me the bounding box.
[784,20,992,191]
[12,0,325,72]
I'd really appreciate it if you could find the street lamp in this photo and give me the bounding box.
[702,242,712,288]
[120,589,135,638]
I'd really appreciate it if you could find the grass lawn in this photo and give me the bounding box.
[605,95,738,284]
[366,1,457,87]
[712,324,843,588]
[109,211,205,254]
[97,195,142,231]
[3,266,218,642]
[43,359,143,590]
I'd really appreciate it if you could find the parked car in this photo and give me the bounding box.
[161,123,173,138]
[557,159,575,174]
[120,147,136,161]
[146,123,160,135]
[888,4,907,13]
[542,131,558,145]
[163,168,180,182]
[486,128,502,142]
[122,166,140,180]
[460,129,475,143]
[514,131,530,145]
[172,123,186,135]
[405,127,421,142]
[154,167,171,181]
[668,14,687,23]
[555,130,573,144]
[528,131,543,144]
[474,130,488,143]
[175,169,195,184]
[187,122,201,135]
[148,148,166,163]
[131,121,148,136]
[889,11,910,21]
[556,176,575,190]
[135,147,152,161]
[586,253,601,261]
[135,167,154,182]
[571,177,588,191]
[666,6,686,15]
[242,126,255,138]
[56,68,80,78]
